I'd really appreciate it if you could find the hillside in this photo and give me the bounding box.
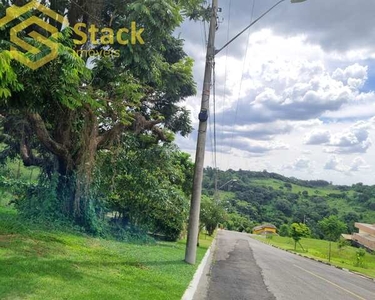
[203,168,375,237]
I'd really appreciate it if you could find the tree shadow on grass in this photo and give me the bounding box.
[0,256,194,299]
[0,257,84,299]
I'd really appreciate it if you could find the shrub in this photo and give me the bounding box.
[354,248,366,267]
[279,224,290,237]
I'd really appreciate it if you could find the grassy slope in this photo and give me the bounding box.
[249,178,375,222]
[250,178,341,196]
[0,207,213,300]
[253,235,375,278]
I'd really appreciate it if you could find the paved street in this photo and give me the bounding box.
[195,230,375,300]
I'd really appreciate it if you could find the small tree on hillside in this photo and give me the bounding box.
[279,224,290,237]
[290,223,311,251]
[319,216,347,262]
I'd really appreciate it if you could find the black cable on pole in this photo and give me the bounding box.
[215,0,285,55]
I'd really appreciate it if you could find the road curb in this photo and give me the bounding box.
[181,238,216,300]
[253,238,375,282]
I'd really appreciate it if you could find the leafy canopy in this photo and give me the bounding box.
[318,215,347,242]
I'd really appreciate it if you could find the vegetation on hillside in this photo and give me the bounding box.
[203,168,375,238]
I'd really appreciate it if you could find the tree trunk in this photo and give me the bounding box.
[28,107,100,228]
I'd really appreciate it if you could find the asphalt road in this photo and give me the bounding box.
[196,230,375,300]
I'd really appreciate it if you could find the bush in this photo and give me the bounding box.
[354,248,366,267]
[279,224,290,237]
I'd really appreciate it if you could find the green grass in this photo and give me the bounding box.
[250,178,341,196]
[4,159,40,183]
[0,206,213,300]
[253,235,375,278]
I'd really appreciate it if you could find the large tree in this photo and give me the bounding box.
[0,0,206,227]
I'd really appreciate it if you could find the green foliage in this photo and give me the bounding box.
[279,224,290,237]
[290,223,311,242]
[1,0,202,228]
[0,51,23,99]
[319,215,347,242]
[200,195,226,236]
[224,212,253,232]
[290,223,311,250]
[203,168,374,239]
[8,172,105,235]
[355,248,366,267]
[96,135,193,241]
[319,215,347,262]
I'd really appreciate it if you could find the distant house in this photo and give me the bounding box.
[342,223,375,251]
[253,224,277,235]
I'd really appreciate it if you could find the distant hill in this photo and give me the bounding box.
[203,168,375,238]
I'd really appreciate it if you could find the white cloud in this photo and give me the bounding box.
[177,7,375,184]
[324,155,346,173]
[283,157,311,170]
[226,138,289,155]
[304,130,331,145]
[350,157,369,172]
[327,120,374,154]
[332,64,368,89]
[322,92,375,120]
[324,156,369,174]
[303,118,375,154]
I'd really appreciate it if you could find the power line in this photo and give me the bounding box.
[219,0,232,168]
[226,0,256,170]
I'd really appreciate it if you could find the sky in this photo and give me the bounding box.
[175,0,375,185]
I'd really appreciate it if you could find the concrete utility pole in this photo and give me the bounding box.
[185,0,218,265]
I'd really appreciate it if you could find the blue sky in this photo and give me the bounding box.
[176,0,375,185]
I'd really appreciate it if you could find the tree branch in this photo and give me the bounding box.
[19,135,44,167]
[97,123,125,150]
[27,113,69,159]
[97,113,167,150]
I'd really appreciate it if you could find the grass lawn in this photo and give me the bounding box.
[0,206,213,300]
[253,235,375,278]
[250,179,341,196]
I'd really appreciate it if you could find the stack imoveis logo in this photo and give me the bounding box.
[0,1,145,70]
[0,0,68,70]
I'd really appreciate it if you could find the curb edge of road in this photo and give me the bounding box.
[181,237,216,300]
[254,238,375,282]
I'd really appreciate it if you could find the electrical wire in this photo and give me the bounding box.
[219,0,233,167]
[226,0,256,169]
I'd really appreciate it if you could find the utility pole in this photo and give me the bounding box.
[185,0,218,265]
